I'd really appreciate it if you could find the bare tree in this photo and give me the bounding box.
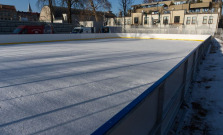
[37,0,56,23]
[86,0,111,22]
[119,0,133,29]
[59,0,82,23]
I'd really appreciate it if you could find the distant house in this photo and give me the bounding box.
[107,0,222,33]
[16,3,40,22]
[0,3,39,22]
[0,4,17,20]
[39,6,116,24]
[17,11,40,22]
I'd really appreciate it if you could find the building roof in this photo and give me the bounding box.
[0,4,16,11]
[17,11,40,16]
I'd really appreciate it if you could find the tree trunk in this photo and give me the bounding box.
[67,0,72,23]
[89,0,99,22]
[49,0,54,23]
[123,0,126,32]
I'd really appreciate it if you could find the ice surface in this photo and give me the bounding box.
[0,38,201,135]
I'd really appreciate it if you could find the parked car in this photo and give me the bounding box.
[71,27,94,34]
[13,24,54,34]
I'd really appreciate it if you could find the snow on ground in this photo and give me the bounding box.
[177,38,223,135]
[0,38,201,135]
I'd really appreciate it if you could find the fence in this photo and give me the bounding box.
[0,20,74,34]
[124,28,216,35]
[121,26,223,35]
[109,25,223,36]
[92,36,212,135]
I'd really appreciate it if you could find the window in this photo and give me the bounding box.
[203,16,207,24]
[203,8,209,12]
[152,17,157,25]
[124,19,127,24]
[127,19,131,25]
[195,9,200,13]
[164,11,170,14]
[174,1,186,5]
[174,16,180,23]
[144,17,149,25]
[174,2,181,5]
[192,17,197,24]
[152,11,159,14]
[189,9,195,13]
[117,19,121,25]
[186,17,191,24]
[134,17,138,24]
[208,16,213,24]
[163,16,169,25]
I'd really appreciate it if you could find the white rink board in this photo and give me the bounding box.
[0,38,202,135]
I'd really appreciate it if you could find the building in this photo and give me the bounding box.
[39,6,116,24]
[0,3,39,22]
[107,0,222,33]
[0,4,17,20]
[17,3,40,22]
[17,11,40,22]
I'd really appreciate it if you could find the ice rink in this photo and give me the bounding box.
[0,38,201,135]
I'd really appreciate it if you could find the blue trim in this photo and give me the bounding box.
[91,36,211,135]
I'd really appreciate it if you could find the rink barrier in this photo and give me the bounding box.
[0,33,209,45]
[91,35,212,135]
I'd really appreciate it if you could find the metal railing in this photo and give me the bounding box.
[92,36,212,135]
[122,27,218,35]
[110,25,223,35]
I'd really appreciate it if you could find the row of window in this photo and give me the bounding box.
[186,16,213,24]
[142,16,213,25]
[117,19,131,25]
[189,8,215,13]
[140,3,165,8]
[143,16,169,25]
[115,15,214,25]
[174,1,187,5]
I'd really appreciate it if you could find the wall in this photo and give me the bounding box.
[170,10,185,24]
[132,13,143,25]
[0,33,210,45]
[169,4,189,10]
[184,14,219,29]
[142,14,171,28]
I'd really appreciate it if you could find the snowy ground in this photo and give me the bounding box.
[0,38,201,135]
[176,38,223,135]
